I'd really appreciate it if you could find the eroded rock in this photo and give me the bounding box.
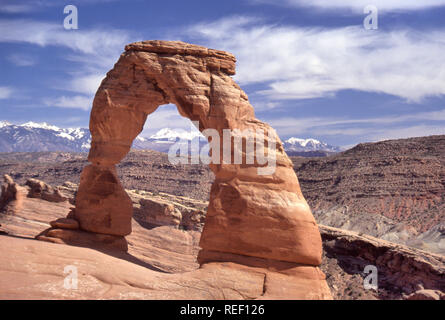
[407,289,444,300]
[50,218,79,230]
[137,198,182,228]
[37,228,128,252]
[26,178,67,203]
[0,175,26,213]
[74,165,133,236]
[58,40,330,299]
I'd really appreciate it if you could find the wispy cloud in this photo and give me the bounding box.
[0,19,131,56]
[250,0,445,12]
[0,4,35,13]
[7,53,36,66]
[267,108,445,144]
[186,16,445,102]
[43,95,92,111]
[0,18,137,112]
[62,74,105,96]
[0,0,124,14]
[0,87,13,99]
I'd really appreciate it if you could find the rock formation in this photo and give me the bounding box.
[128,189,207,231]
[137,198,182,228]
[26,178,67,203]
[0,175,26,213]
[320,225,445,299]
[46,40,330,299]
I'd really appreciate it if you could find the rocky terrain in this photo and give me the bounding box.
[0,176,443,300]
[293,135,445,255]
[0,150,213,201]
[1,135,444,256]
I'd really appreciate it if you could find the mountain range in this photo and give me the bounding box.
[0,121,341,155]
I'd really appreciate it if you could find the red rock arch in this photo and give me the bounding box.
[74,40,323,267]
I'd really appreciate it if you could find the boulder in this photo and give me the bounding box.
[0,175,25,213]
[180,208,206,231]
[137,198,182,228]
[25,178,67,203]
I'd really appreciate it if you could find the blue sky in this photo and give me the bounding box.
[1,0,445,148]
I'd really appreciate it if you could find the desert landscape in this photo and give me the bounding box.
[1,0,445,304]
[1,134,444,300]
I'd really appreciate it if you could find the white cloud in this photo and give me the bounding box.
[0,19,131,56]
[367,125,445,142]
[252,0,445,12]
[266,108,445,144]
[7,53,36,66]
[67,74,105,95]
[0,87,13,99]
[186,17,445,102]
[0,4,35,13]
[0,18,137,108]
[44,95,92,110]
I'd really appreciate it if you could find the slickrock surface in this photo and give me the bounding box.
[0,178,331,299]
[0,178,202,274]
[0,235,332,300]
[1,178,444,299]
[130,190,206,230]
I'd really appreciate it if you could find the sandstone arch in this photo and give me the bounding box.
[74,40,324,269]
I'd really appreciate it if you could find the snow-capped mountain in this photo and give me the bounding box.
[149,127,203,142]
[0,121,91,152]
[0,122,204,153]
[132,127,206,153]
[283,137,341,153]
[0,121,12,128]
[0,121,341,155]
